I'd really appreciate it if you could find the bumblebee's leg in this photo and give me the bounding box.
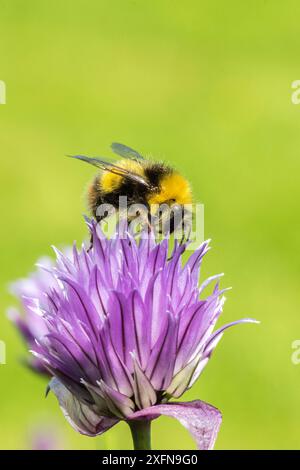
[166,210,192,259]
[87,214,108,252]
[146,207,153,233]
[176,206,193,246]
[87,233,93,252]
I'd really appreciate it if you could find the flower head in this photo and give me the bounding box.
[25,220,256,449]
[8,257,57,375]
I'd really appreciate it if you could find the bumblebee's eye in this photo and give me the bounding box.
[162,198,176,206]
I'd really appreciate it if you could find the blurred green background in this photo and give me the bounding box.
[1,0,300,450]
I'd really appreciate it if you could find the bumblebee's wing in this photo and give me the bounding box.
[69,155,150,187]
[111,142,144,161]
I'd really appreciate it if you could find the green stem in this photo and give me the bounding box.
[128,420,151,450]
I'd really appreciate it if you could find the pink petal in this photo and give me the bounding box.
[128,400,222,450]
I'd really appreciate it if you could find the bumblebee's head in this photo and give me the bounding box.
[146,171,193,237]
[147,171,192,209]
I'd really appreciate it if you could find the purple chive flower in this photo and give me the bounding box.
[8,252,71,375]
[28,219,257,450]
[8,257,56,375]
[29,422,65,450]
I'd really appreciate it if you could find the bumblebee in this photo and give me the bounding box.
[71,143,193,235]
